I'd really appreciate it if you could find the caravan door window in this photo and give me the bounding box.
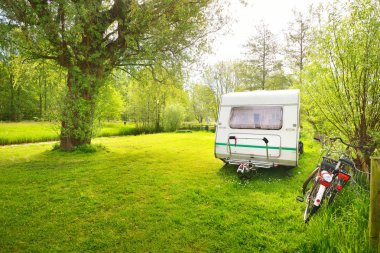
[229,106,283,130]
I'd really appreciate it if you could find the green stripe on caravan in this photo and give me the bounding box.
[215,142,297,151]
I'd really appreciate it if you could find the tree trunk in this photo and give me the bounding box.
[155,104,160,132]
[60,67,103,151]
[9,72,15,121]
[44,71,47,116]
[39,76,43,119]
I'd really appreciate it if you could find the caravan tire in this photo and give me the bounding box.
[298,141,304,155]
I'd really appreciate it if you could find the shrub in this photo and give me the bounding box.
[163,104,184,132]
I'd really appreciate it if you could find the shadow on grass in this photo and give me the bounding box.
[218,163,296,183]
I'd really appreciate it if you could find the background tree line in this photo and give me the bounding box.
[0,0,379,170]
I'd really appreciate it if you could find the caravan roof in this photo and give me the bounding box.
[221,89,300,106]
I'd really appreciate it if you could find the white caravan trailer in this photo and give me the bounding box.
[214,89,300,169]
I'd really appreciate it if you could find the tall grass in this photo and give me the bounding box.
[0,121,218,146]
[96,122,139,137]
[0,122,60,145]
[301,185,373,253]
[0,121,139,145]
[296,122,373,252]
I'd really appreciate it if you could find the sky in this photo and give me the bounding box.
[204,0,329,64]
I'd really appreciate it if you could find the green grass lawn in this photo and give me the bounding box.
[0,121,137,145]
[0,132,370,252]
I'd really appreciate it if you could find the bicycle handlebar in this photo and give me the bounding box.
[329,137,362,149]
[315,135,370,155]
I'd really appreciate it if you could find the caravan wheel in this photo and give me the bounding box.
[298,141,304,155]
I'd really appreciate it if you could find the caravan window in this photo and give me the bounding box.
[229,106,283,130]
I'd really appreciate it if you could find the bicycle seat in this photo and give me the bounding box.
[339,157,354,167]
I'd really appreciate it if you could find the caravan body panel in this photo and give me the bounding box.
[214,90,300,167]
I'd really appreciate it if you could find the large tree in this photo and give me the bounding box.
[245,21,277,90]
[305,0,380,171]
[203,61,239,119]
[0,0,217,150]
[285,9,312,87]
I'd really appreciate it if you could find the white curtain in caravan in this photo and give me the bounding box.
[229,106,283,130]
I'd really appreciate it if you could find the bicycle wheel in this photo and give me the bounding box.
[302,167,319,195]
[325,179,338,205]
[327,175,351,205]
[328,190,337,205]
[304,179,320,223]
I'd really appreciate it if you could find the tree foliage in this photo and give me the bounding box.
[126,67,186,132]
[245,21,278,90]
[285,8,313,86]
[304,0,380,171]
[203,61,240,119]
[189,83,214,123]
[0,26,66,121]
[95,81,124,122]
[163,104,185,132]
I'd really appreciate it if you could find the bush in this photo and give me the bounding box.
[163,104,184,132]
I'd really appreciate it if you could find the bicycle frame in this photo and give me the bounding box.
[313,170,333,206]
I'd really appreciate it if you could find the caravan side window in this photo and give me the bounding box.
[229,106,283,130]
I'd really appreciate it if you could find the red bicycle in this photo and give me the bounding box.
[297,137,357,223]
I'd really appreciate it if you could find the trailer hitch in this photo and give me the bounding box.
[237,162,256,174]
